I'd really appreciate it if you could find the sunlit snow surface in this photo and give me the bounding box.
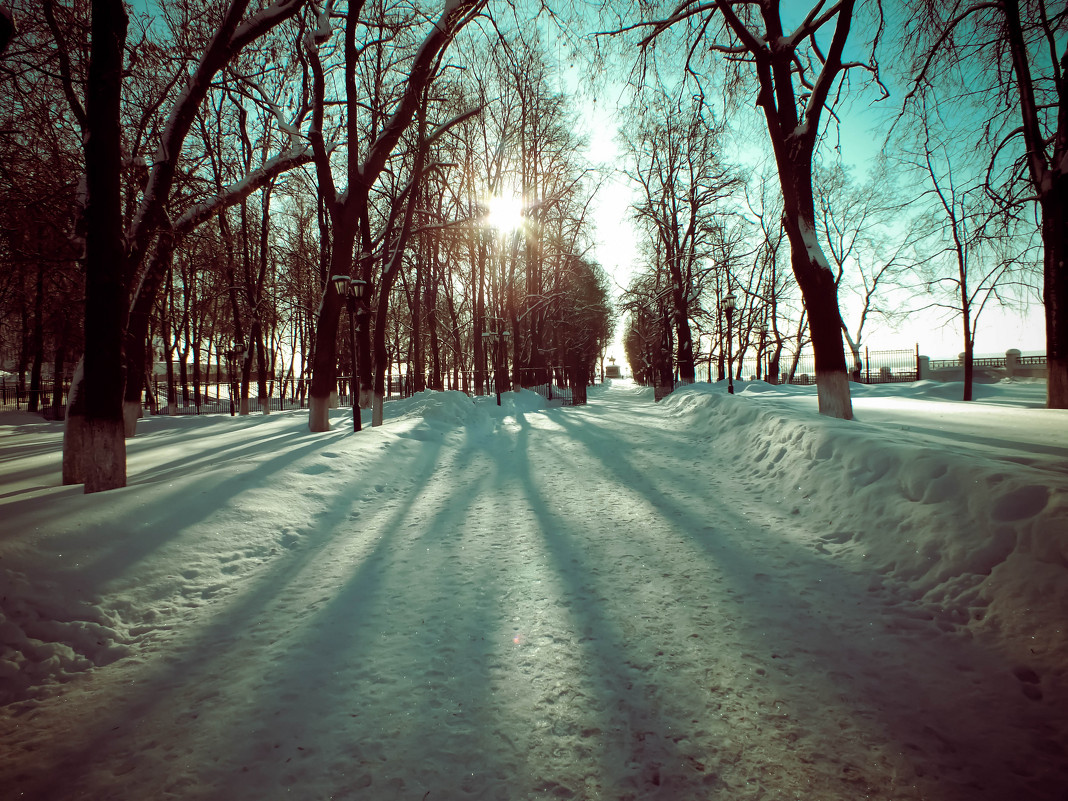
[1,379,1065,800]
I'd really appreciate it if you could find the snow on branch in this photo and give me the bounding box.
[782,0,846,50]
[232,75,309,148]
[425,105,483,147]
[308,0,336,45]
[172,145,317,236]
[232,0,305,52]
[126,0,306,275]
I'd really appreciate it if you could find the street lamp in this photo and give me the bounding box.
[333,275,369,431]
[225,346,237,415]
[722,292,736,395]
[232,342,246,414]
[482,329,502,406]
[758,322,769,383]
[481,327,511,405]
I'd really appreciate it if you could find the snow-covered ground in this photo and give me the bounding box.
[1,378,1065,800]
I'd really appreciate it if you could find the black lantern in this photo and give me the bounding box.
[332,275,363,431]
[722,293,736,395]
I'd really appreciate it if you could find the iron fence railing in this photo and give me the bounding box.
[0,379,70,417]
[694,348,920,386]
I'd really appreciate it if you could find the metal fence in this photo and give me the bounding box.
[144,379,305,415]
[856,348,919,383]
[516,367,574,406]
[928,354,1047,370]
[0,378,70,417]
[695,347,919,386]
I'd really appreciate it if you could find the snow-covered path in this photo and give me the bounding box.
[2,381,1066,800]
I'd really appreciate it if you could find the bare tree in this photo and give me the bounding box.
[55,0,309,491]
[602,0,886,418]
[814,162,921,378]
[621,89,740,386]
[304,0,486,432]
[0,0,85,414]
[908,100,1029,400]
[902,0,1068,407]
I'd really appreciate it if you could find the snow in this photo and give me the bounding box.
[1,379,1066,799]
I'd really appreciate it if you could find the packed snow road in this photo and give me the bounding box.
[1,380,1065,800]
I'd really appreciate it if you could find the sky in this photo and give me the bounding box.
[1,377,1065,798]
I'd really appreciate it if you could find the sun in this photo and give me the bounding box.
[485,194,525,231]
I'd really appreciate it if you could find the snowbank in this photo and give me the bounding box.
[661,381,1068,674]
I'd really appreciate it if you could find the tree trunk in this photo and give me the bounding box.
[179,347,189,407]
[372,270,394,425]
[123,236,172,435]
[412,254,425,393]
[51,324,67,417]
[63,0,127,492]
[240,331,254,415]
[257,327,270,414]
[308,215,356,431]
[28,258,45,413]
[192,341,202,413]
[769,341,783,385]
[960,280,974,401]
[474,240,486,395]
[670,266,696,384]
[782,203,853,418]
[429,281,442,392]
[1043,187,1067,407]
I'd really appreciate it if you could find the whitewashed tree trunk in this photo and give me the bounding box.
[122,400,140,437]
[372,392,384,427]
[308,395,330,432]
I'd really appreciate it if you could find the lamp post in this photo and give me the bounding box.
[225,346,236,416]
[232,342,246,414]
[481,326,510,406]
[333,274,369,431]
[758,322,768,382]
[482,329,502,405]
[723,292,736,395]
[501,329,511,398]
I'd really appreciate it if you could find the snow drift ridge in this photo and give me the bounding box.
[660,384,1068,671]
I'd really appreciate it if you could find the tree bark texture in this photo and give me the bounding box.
[64,0,128,491]
[1041,188,1067,406]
